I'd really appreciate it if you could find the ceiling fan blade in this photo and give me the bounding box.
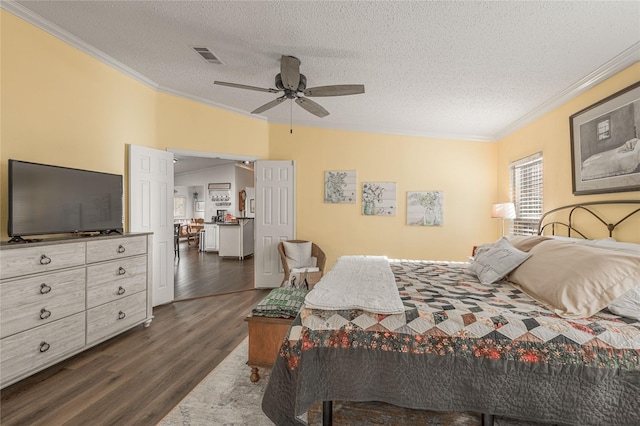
[251,96,286,114]
[214,81,279,93]
[280,55,300,91]
[303,84,365,97]
[295,97,329,118]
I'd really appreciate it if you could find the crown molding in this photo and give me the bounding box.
[2,0,158,90]
[493,42,640,141]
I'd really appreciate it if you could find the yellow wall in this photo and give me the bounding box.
[269,124,498,267]
[1,10,157,174]
[155,92,268,158]
[497,64,640,243]
[0,11,269,239]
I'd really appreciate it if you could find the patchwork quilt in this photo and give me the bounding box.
[262,260,640,426]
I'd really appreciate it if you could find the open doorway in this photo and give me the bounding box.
[170,149,258,300]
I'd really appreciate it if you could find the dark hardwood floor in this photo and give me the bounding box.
[0,245,270,425]
[174,240,254,300]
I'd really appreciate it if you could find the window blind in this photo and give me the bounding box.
[510,152,543,236]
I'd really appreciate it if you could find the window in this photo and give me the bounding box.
[510,152,543,236]
[597,118,610,141]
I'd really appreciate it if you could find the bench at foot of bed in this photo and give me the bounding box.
[244,314,294,382]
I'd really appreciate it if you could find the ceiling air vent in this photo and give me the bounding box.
[192,46,222,64]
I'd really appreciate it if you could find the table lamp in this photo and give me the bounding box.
[491,203,516,236]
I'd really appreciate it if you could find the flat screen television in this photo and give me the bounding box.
[8,159,123,242]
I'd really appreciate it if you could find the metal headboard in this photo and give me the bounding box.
[537,200,640,239]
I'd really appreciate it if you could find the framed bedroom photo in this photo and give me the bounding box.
[570,81,640,195]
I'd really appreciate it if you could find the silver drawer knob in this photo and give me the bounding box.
[117,245,126,254]
[39,341,50,353]
[40,308,52,320]
[118,311,126,320]
[39,254,52,265]
[40,283,52,294]
[118,267,126,275]
[117,286,126,295]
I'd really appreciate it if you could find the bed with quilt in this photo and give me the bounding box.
[262,202,640,426]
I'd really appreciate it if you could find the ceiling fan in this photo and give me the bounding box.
[214,55,365,118]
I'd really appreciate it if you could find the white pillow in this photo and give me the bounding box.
[608,285,640,321]
[468,237,531,285]
[590,239,640,255]
[283,241,313,269]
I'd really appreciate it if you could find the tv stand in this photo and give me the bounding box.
[7,236,42,244]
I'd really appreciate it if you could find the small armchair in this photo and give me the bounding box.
[277,240,326,287]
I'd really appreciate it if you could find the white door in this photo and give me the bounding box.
[128,144,174,306]
[254,160,296,288]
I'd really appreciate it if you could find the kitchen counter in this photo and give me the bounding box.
[218,218,254,259]
[217,217,254,226]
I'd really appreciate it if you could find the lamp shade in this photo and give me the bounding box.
[491,203,516,219]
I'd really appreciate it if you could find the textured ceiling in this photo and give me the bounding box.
[6,1,640,141]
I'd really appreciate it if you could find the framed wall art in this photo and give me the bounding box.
[195,201,205,212]
[173,196,187,218]
[570,81,640,195]
[362,182,396,216]
[407,191,444,226]
[325,170,357,203]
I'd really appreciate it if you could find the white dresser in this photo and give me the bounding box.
[0,233,153,388]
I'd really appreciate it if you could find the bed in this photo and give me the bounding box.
[262,201,640,426]
[581,138,640,181]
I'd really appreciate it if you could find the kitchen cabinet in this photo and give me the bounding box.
[218,218,254,259]
[204,223,219,252]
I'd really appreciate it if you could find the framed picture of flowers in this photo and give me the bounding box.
[362,182,396,216]
[407,191,444,226]
[324,171,357,203]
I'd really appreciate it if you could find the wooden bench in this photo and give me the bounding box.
[244,314,294,382]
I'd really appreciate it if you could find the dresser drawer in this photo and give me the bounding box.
[86,292,147,344]
[0,242,86,280]
[0,313,85,387]
[86,256,147,308]
[86,236,147,264]
[1,269,86,338]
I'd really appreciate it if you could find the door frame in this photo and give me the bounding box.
[167,148,258,164]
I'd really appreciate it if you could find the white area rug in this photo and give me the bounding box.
[159,338,275,425]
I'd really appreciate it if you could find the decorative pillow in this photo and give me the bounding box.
[608,285,640,321]
[252,287,308,318]
[283,241,313,269]
[473,242,494,258]
[509,239,640,318]
[468,237,531,285]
